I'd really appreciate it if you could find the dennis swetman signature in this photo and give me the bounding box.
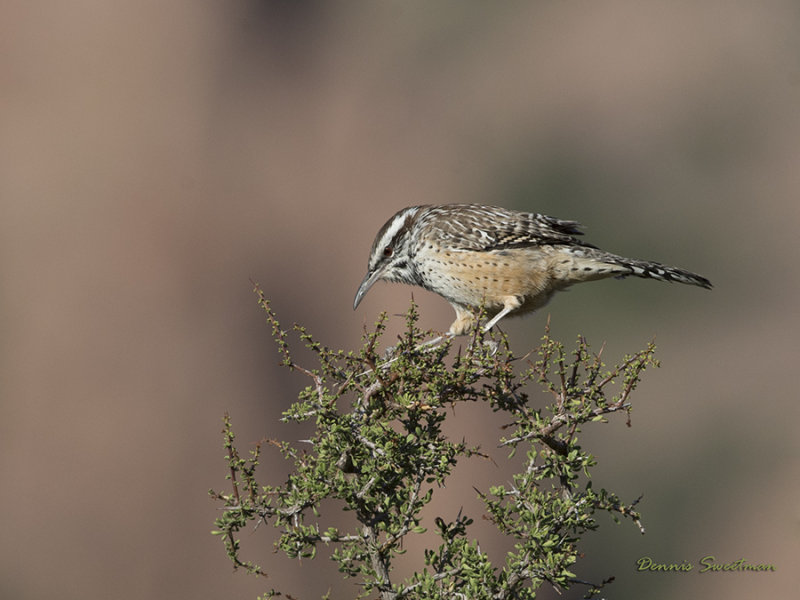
[636,556,776,573]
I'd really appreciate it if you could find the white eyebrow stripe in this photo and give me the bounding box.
[368,206,421,270]
[378,207,419,248]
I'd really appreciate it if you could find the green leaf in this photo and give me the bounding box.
[212,294,655,599]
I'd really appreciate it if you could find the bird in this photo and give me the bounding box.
[353,204,712,335]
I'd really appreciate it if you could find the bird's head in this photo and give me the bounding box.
[353,206,423,310]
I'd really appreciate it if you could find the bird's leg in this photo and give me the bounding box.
[358,331,453,377]
[416,332,456,350]
[481,296,522,332]
[448,304,477,337]
[363,300,518,378]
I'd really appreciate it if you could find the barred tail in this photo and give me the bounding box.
[609,254,713,289]
[558,247,712,289]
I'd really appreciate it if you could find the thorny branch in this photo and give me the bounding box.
[210,289,657,599]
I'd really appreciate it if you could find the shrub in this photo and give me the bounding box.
[211,287,654,599]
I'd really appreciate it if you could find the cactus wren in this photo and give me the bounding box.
[353,204,712,335]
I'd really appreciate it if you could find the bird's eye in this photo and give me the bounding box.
[383,246,393,257]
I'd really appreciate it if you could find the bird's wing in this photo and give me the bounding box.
[426,204,597,251]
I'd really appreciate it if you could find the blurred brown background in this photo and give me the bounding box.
[2,2,798,598]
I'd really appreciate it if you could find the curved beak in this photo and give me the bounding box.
[353,268,384,310]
